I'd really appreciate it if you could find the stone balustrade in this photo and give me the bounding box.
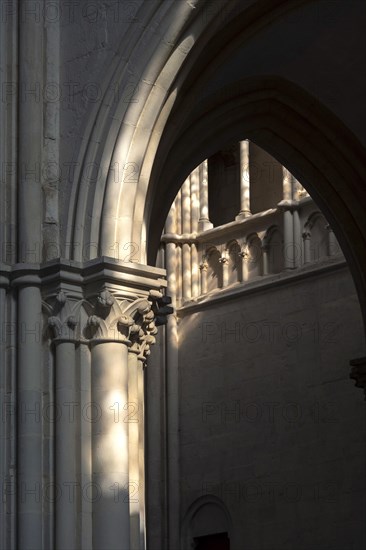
[161,149,342,307]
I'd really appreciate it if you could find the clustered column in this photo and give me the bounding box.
[41,270,167,550]
[279,167,302,270]
[163,159,215,304]
[85,291,159,550]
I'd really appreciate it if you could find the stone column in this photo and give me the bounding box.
[262,242,269,276]
[219,253,229,288]
[326,225,339,256]
[191,243,200,298]
[85,265,168,550]
[12,258,168,550]
[47,291,82,550]
[190,170,200,297]
[86,290,164,550]
[127,344,142,550]
[190,168,200,234]
[176,245,182,307]
[87,295,132,550]
[175,191,182,235]
[16,282,43,550]
[137,357,146,550]
[0,275,15,550]
[293,209,301,267]
[127,305,156,550]
[16,3,44,544]
[198,160,213,231]
[200,261,208,294]
[181,178,192,303]
[182,242,192,302]
[303,228,312,264]
[161,247,181,550]
[236,140,251,220]
[279,168,296,270]
[239,247,250,282]
[0,284,5,550]
[182,178,191,235]
[283,209,294,270]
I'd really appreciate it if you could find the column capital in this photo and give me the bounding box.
[239,244,250,260]
[87,290,172,363]
[44,289,85,344]
[40,258,171,358]
[277,199,299,212]
[218,256,229,265]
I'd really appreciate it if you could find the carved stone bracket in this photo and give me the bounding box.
[350,357,366,399]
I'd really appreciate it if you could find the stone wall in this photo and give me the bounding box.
[178,263,365,550]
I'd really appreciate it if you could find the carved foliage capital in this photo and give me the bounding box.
[86,290,172,363]
[45,290,84,343]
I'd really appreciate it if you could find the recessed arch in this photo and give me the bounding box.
[181,494,233,550]
[64,0,366,331]
[145,76,366,326]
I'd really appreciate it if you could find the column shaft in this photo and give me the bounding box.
[182,243,192,301]
[55,341,79,550]
[303,232,311,264]
[237,140,251,219]
[166,314,179,550]
[293,210,301,268]
[200,263,208,294]
[165,202,176,235]
[191,244,199,298]
[190,168,200,233]
[128,351,140,550]
[91,342,130,550]
[181,179,191,234]
[17,286,43,550]
[0,288,7,550]
[283,210,295,270]
[241,250,249,282]
[137,360,146,550]
[282,168,295,270]
[327,227,339,256]
[220,258,229,288]
[176,245,182,307]
[198,161,212,231]
[175,191,182,235]
[165,239,180,549]
[262,247,269,276]
[18,0,42,262]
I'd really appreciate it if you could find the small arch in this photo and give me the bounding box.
[181,495,233,550]
[264,225,284,274]
[246,232,262,279]
[227,240,242,285]
[205,247,223,291]
[305,211,329,262]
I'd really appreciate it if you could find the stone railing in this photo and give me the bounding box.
[161,168,342,307]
